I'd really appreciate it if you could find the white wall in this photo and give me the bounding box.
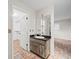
[54,0,71,20]
[12,0,36,35]
[54,19,71,40]
[12,1,36,51]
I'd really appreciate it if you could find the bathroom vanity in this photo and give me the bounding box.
[30,35,51,59]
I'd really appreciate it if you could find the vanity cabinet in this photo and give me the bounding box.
[30,35,50,59]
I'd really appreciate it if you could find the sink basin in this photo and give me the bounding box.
[34,36,45,39]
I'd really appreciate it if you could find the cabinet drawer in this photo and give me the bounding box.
[30,39,46,45]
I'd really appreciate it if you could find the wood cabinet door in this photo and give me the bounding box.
[30,42,40,55]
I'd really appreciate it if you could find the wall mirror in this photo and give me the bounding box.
[41,14,51,36]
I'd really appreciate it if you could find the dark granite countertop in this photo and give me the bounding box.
[30,34,51,41]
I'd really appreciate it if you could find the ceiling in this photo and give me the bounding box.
[13,0,71,20]
[13,0,53,11]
